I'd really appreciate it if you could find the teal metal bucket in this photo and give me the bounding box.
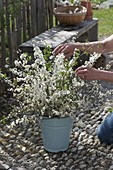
[41,116,73,153]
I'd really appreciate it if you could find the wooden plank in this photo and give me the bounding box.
[26,0,32,39]
[48,0,54,28]
[22,3,27,41]
[16,2,22,46]
[10,0,22,60]
[30,0,37,37]
[0,0,6,70]
[36,0,47,34]
[6,0,13,67]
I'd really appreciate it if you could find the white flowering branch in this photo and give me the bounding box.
[9,44,108,120]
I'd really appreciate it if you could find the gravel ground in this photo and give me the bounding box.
[1,105,113,170]
[1,53,113,170]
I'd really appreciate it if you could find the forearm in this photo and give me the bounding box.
[75,34,113,54]
[74,41,105,54]
[76,66,113,82]
[97,70,113,82]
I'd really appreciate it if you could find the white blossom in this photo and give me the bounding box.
[85,52,101,67]
[14,60,21,67]
[20,53,27,60]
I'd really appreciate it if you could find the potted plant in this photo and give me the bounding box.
[9,42,105,152]
[9,44,79,152]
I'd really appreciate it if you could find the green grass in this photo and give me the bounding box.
[93,8,113,39]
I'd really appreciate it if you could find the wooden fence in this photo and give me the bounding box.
[0,0,55,71]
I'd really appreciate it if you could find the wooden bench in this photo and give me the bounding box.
[19,18,98,56]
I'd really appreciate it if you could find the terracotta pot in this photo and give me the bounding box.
[81,1,93,20]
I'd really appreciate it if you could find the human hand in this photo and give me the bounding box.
[76,66,100,80]
[52,43,76,59]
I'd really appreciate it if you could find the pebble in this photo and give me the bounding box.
[78,145,84,150]
[51,167,57,170]
[109,165,113,170]
[65,159,73,166]
[79,163,87,169]
[71,148,77,152]
[87,167,94,170]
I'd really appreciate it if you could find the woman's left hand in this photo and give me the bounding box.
[76,66,100,80]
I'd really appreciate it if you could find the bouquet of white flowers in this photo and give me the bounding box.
[9,42,107,120]
[10,43,86,118]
